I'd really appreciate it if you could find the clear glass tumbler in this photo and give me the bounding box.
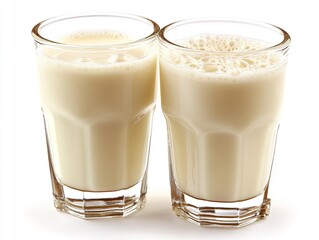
[32,13,159,219]
[159,18,290,227]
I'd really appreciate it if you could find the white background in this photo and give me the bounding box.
[0,0,318,239]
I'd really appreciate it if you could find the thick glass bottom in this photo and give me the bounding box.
[51,180,146,219]
[171,184,271,227]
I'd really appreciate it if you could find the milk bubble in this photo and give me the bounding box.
[171,34,281,74]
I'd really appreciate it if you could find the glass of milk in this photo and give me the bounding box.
[159,18,290,227]
[32,13,159,219]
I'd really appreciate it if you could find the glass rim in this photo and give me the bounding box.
[158,17,291,55]
[31,12,160,50]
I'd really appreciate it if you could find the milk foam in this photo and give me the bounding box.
[167,34,281,74]
[41,31,152,72]
[61,30,134,46]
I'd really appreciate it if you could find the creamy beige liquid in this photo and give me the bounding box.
[37,31,157,192]
[160,35,286,201]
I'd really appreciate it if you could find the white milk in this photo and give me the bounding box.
[37,31,157,192]
[160,34,286,202]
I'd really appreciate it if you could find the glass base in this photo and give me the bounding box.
[171,185,271,227]
[52,182,146,219]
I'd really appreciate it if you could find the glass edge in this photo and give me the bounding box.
[158,17,291,55]
[31,12,160,50]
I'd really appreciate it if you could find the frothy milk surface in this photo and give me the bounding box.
[38,31,157,191]
[160,34,286,201]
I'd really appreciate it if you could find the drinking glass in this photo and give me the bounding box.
[159,18,290,227]
[32,12,159,219]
